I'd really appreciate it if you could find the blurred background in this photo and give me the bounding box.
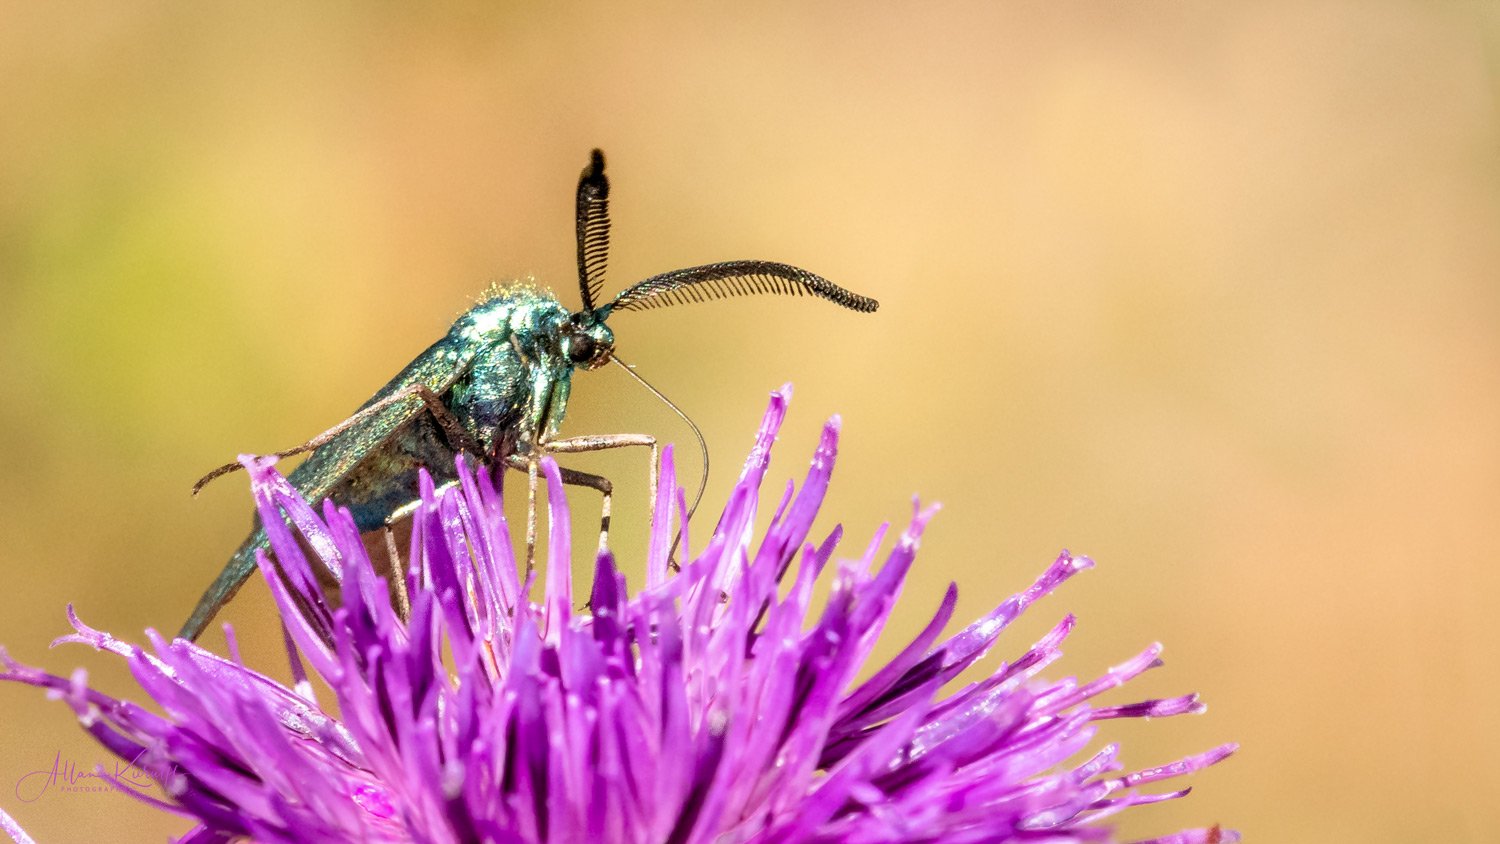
[1,3,1495,841]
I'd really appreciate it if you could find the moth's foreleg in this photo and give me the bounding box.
[542,434,665,561]
[506,434,657,554]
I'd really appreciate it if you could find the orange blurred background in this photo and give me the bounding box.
[1,4,1496,841]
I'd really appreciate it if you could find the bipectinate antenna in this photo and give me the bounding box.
[576,149,611,314]
[602,260,878,315]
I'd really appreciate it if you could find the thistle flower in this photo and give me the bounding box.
[1,388,1235,843]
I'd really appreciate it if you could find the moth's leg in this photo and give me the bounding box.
[408,386,483,457]
[505,436,657,553]
[551,467,613,554]
[383,525,410,623]
[193,384,480,494]
[543,434,658,499]
[498,435,663,587]
[527,456,540,575]
[495,455,541,574]
[555,466,615,554]
[541,434,661,558]
[500,455,612,561]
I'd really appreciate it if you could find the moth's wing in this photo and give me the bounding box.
[177,338,478,641]
[284,338,479,510]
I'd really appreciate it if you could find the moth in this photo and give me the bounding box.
[180,150,878,640]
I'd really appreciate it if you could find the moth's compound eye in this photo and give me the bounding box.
[567,333,596,364]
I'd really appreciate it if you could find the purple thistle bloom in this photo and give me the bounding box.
[1,388,1235,843]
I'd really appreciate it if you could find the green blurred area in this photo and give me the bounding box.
[1,3,1497,841]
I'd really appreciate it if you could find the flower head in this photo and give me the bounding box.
[1,388,1234,843]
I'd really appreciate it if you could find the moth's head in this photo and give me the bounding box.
[561,311,614,370]
[565,147,875,372]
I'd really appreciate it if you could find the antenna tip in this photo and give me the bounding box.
[580,149,609,198]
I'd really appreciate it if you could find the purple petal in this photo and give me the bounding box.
[0,386,1234,842]
[0,805,34,844]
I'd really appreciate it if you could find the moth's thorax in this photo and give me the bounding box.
[445,284,608,454]
[454,284,570,348]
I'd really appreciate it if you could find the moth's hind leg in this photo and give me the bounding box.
[192,383,483,495]
[383,525,410,622]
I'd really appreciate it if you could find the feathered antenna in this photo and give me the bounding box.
[601,260,879,315]
[576,149,610,313]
